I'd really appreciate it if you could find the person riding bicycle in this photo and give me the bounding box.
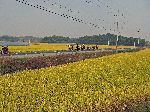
[76,44,80,51]
[1,46,9,55]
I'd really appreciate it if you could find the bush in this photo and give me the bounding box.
[0,48,144,75]
[0,51,113,75]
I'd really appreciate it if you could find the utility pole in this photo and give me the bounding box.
[134,42,136,48]
[137,29,141,48]
[115,22,119,52]
[138,38,140,47]
[108,40,110,46]
[116,35,118,51]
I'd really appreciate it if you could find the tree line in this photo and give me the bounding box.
[0,35,42,43]
[41,34,147,47]
[0,34,149,47]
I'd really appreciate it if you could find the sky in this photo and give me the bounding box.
[0,0,150,40]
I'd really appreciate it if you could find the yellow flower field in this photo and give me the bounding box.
[1,49,149,111]
[2,43,68,53]
[0,43,135,53]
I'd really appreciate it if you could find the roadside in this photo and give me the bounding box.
[0,48,140,59]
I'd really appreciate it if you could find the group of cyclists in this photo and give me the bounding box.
[68,44,99,51]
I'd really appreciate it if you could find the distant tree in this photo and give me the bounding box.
[0,34,148,46]
[41,35,70,43]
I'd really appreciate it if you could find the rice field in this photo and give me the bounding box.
[0,43,135,53]
[0,49,150,111]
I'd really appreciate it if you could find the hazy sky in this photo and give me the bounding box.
[0,0,150,40]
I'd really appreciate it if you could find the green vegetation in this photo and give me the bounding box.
[0,33,148,47]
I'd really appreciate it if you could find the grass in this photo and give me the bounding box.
[0,49,149,111]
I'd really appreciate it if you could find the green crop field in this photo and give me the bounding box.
[0,49,150,111]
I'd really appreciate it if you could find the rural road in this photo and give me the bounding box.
[0,49,117,59]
